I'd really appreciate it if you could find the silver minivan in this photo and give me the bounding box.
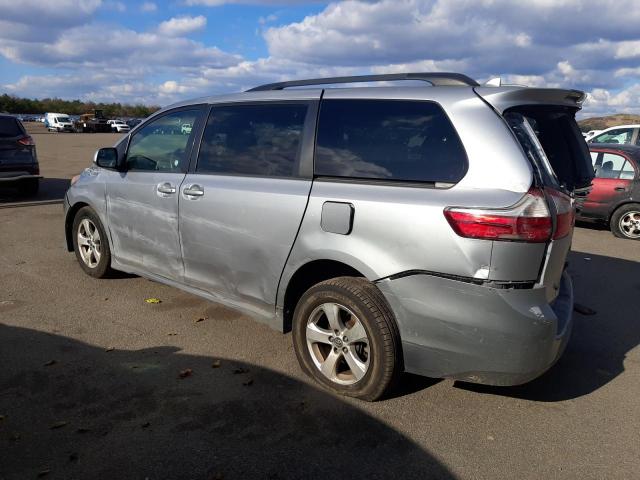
[64,73,594,400]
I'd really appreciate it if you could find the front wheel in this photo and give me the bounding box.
[292,277,402,401]
[611,203,640,240]
[72,207,114,277]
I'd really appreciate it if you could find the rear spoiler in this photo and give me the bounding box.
[474,87,586,114]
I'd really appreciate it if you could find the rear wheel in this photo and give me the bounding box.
[611,203,640,240]
[292,277,401,401]
[72,207,113,277]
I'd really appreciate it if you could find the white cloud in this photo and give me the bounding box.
[185,0,320,5]
[0,0,101,27]
[0,24,239,70]
[140,2,157,12]
[258,14,278,25]
[158,15,207,37]
[104,1,126,12]
[1,0,640,116]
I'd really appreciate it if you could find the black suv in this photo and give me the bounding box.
[0,115,40,196]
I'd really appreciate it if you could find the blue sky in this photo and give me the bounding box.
[1,0,639,116]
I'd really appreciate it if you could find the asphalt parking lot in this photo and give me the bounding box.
[1,125,639,479]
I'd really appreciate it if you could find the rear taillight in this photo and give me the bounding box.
[17,136,35,146]
[444,187,576,243]
[546,188,574,240]
[444,188,552,243]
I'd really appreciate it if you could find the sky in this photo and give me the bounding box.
[1,0,639,116]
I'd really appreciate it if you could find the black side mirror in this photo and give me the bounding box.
[94,147,118,169]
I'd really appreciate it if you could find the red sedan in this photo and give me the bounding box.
[578,144,640,239]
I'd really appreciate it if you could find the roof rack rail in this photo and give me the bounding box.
[246,72,479,92]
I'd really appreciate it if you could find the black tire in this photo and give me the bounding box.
[292,276,402,401]
[610,203,640,240]
[20,178,39,197]
[72,207,114,278]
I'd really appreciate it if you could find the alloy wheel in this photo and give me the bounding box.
[619,211,640,239]
[77,218,102,268]
[305,302,370,385]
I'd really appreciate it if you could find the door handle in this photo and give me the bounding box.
[614,186,626,191]
[157,182,176,194]
[183,184,204,197]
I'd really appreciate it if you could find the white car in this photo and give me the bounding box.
[107,120,131,133]
[583,129,602,141]
[587,125,640,144]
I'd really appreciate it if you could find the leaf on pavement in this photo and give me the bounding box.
[178,368,193,379]
[145,298,162,304]
[574,303,597,315]
[44,360,57,367]
[37,469,51,477]
[211,360,221,368]
[233,368,249,375]
[195,317,207,323]
[50,421,68,430]
[105,347,115,352]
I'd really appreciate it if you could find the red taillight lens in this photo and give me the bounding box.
[17,136,35,146]
[546,188,575,240]
[444,210,552,242]
[444,188,553,243]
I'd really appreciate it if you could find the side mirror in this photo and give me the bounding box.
[94,147,118,169]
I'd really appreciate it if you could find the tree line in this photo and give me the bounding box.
[0,93,160,118]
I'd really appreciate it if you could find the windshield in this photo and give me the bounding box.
[57,116,70,123]
[504,107,594,191]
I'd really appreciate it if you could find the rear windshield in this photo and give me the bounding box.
[315,99,467,184]
[0,117,23,138]
[504,107,593,190]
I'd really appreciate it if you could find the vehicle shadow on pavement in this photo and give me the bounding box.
[456,251,640,402]
[0,325,454,480]
[575,219,609,232]
[0,178,69,206]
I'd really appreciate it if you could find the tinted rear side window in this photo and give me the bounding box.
[315,100,467,183]
[197,103,308,177]
[0,117,23,138]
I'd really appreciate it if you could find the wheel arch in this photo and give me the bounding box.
[608,200,640,223]
[65,201,90,251]
[280,259,369,333]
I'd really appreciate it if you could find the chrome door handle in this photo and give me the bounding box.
[157,182,176,194]
[183,184,204,197]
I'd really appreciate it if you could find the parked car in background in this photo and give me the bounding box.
[107,120,131,133]
[578,144,640,239]
[64,73,593,400]
[587,125,640,145]
[126,118,142,129]
[74,110,111,133]
[45,112,74,132]
[0,114,39,195]
[181,123,192,135]
[584,129,602,141]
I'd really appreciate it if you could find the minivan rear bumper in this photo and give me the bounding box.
[376,270,573,386]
